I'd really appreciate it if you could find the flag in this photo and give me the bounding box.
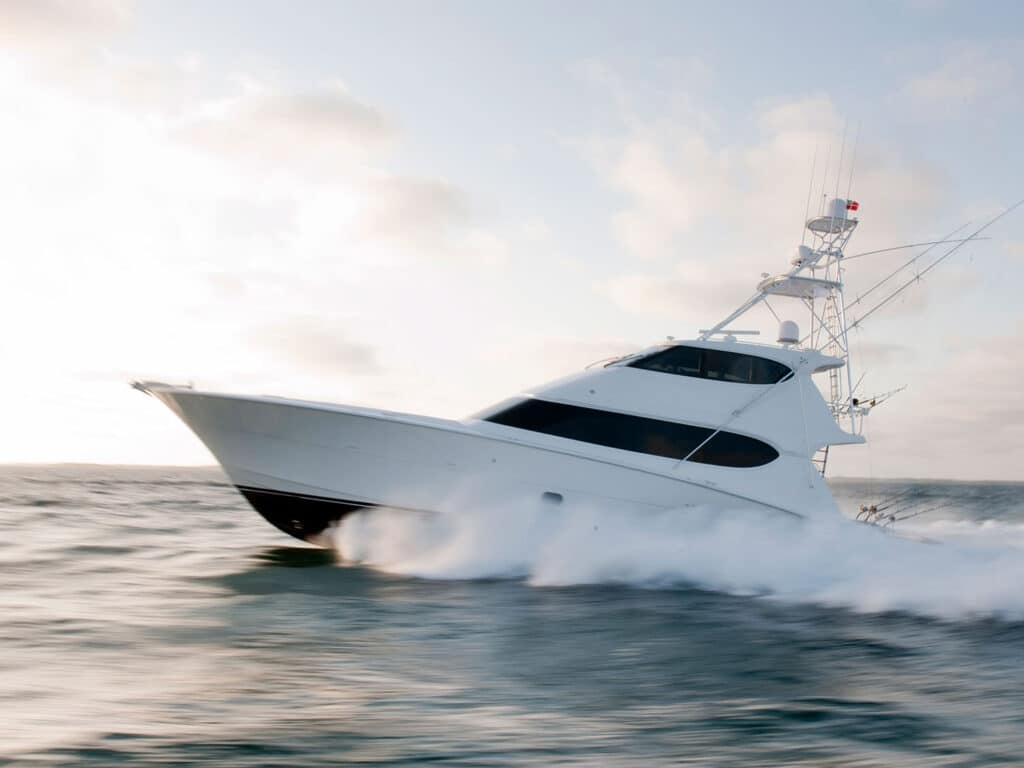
[846,200,860,211]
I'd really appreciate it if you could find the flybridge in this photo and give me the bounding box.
[700,195,864,436]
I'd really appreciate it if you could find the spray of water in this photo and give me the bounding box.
[330,491,1024,620]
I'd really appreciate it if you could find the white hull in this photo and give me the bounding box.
[144,383,837,543]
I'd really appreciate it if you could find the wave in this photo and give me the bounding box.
[330,492,1024,620]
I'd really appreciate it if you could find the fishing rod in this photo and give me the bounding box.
[856,491,938,523]
[873,492,922,514]
[842,237,990,263]
[851,385,907,410]
[851,198,1024,331]
[887,496,938,515]
[890,503,953,525]
[846,221,972,311]
[872,487,920,509]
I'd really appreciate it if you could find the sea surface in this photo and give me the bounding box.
[3,465,1024,766]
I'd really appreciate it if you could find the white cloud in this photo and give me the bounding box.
[0,0,131,52]
[903,45,1018,116]
[467,336,645,414]
[252,317,382,376]
[600,266,753,325]
[211,196,298,244]
[583,115,730,260]
[609,135,729,257]
[586,91,959,336]
[831,325,1024,480]
[850,340,915,368]
[180,83,396,175]
[352,175,509,263]
[1006,239,1024,261]
[0,10,515,462]
[357,176,468,244]
[485,337,642,378]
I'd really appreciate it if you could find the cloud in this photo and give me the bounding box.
[588,89,951,257]
[469,336,645,411]
[180,83,396,174]
[0,2,209,113]
[537,338,643,368]
[211,196,298,245]
[584,120,730,260]
[0,0,131,52]
[0,43,503,461]
[252,317,382,376]
[175,83,507,262]
[349,175,510,263]
[610,136,729,258]
[849,341,917,374]
[0,2,505,272]
[581,87,960,339]
[356,176,469,245]
[1006,239,1024,261]
[600,266,753,324]
[903,45,1018,116]
[832,324,1024,480]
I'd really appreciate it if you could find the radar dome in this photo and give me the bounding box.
[778,320,800,345]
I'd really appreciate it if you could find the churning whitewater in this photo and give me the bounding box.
[332,493,1024,620]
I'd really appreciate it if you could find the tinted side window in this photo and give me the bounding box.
[484,399,778,467]
[637,344,700,377]
[629,346,791,384]
[688,431,780,468]
[702,349,751,383]
[485,399,710,460]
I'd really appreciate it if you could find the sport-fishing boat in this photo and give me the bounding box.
[134,195,1004,543]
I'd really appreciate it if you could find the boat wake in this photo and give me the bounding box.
[330,494,1024,620]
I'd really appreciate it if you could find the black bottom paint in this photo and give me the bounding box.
[236,485,376,543]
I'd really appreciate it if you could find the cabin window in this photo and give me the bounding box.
[687,430,781,468]
[484,399,779,468]
[628,346,791,385]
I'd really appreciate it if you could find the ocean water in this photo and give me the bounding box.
[3,466,1024,766]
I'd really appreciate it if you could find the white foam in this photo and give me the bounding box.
[330,493,1024,620]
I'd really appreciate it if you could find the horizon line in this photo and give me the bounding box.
[1,462,1022,485]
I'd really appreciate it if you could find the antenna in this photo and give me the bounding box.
[818,144,832,216]
[845,123,860,201]
[801,147,818,247]
[830,124,848,235]
[834,123,847,204]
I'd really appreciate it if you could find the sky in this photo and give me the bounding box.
[2,0,1024,479]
